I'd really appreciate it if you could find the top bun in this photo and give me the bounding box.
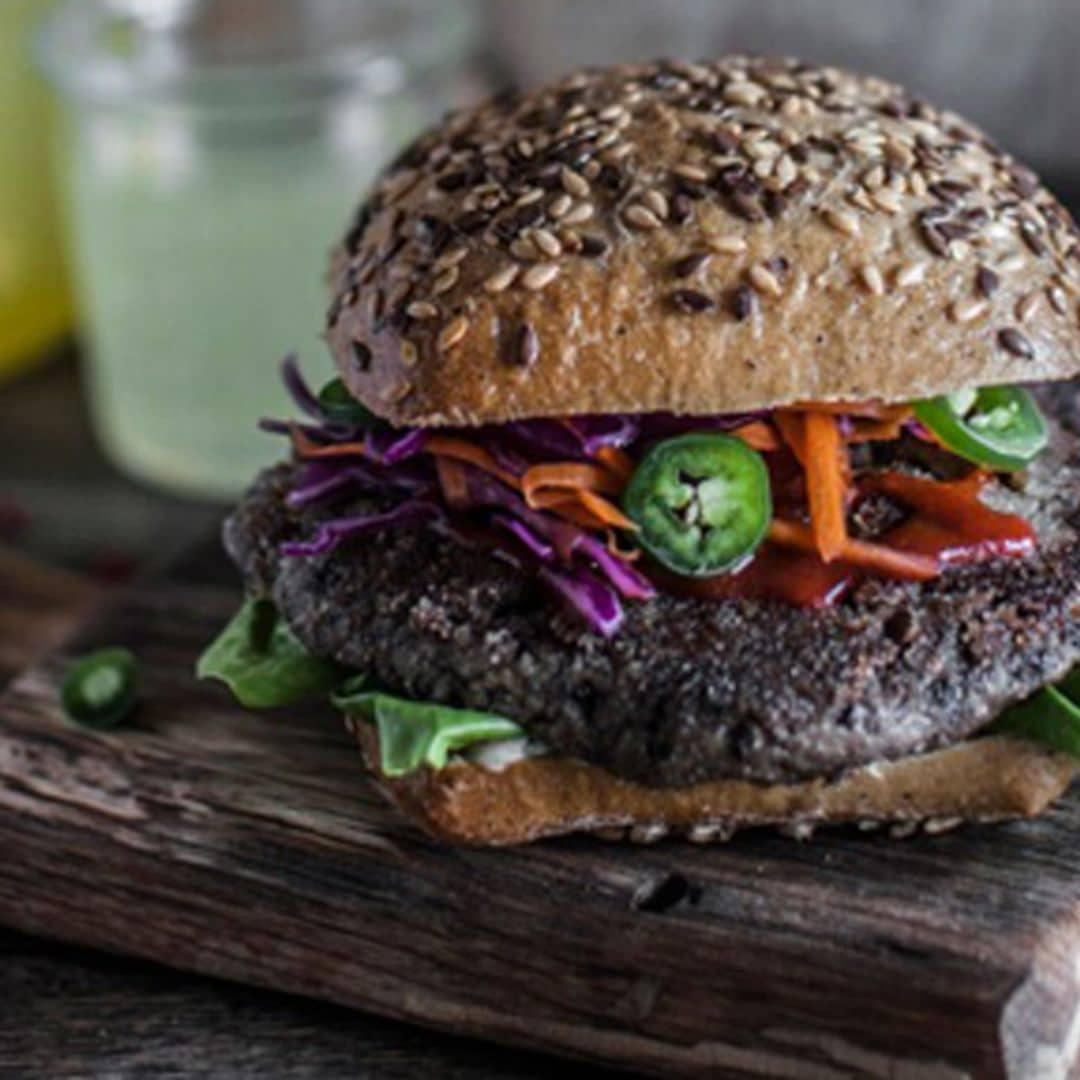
[325,55,1080,427]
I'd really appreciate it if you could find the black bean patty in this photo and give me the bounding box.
[226,400,1080,787]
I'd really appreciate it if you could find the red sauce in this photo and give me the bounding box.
[654,469,1037,609]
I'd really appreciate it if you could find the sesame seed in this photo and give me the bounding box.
[601,142,634,163]
[724,81,766,107]
[560,166,590,198]
[822,207,860,236]
[598,103,629,124]
[548,193,573,219]
[672,252,711,277]
[522,262,560,290]
[858,264,886,296]
[950,298,988,324]
[642,190,670,219]
[1048,284,1069,315]
[749,264,783,297]
[862,164,886,190]
[774,154,797,188]
[562,202,595,225]
[483,264,519,294]
[908,171,928,198]
[707,234,748,255]
[406,300,439,320]
[434,245,469,271]
[674,162,710,183]
[668,288,716,313]
[437,314,470,351]
[532,228,562,257]
[1016,291,1041,323]
[998,253,1027,274]
[432,266,459,295]
[998,327,1035,359]
[871,189,904,214]
[624,204,662,230]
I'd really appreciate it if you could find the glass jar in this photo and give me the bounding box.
[0,0,74,380]
[39,0,479,500]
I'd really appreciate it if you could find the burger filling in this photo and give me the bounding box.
[199,358,1080,783]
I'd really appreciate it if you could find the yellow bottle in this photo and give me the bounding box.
[0,0,72,380]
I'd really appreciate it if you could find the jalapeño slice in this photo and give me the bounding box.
[913,386,1048,472]
[623,433,772,577]
[317,378,386,429]
[61,648,138,730]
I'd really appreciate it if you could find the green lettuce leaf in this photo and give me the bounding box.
[994,683,1080,758]
[197,599,345,708]
[332,676,524,777]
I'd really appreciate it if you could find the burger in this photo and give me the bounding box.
[200,55,1080,845]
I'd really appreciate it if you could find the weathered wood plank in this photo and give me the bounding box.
[0,552,1077,1079]
[0,929,587,1079]
[0,544,102,684]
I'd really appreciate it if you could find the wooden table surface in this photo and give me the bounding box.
[0,356,595,1079]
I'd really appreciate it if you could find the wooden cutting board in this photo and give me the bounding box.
[0,537,1077,1080]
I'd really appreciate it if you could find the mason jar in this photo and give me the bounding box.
[39,0,480,499]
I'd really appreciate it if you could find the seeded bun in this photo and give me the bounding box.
[326,56,1080,427]
[350,725,1076,846]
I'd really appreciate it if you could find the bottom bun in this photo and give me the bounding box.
[349,724,1075,846]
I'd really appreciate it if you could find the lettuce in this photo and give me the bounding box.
[332,676,524,777]
[994,684,1080,758]
[196,599,345,708]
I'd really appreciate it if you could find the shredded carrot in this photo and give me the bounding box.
[425,435,521,490]
[525,488,636,531]
[575,489,637,531]
[774,411,807,466]
[525,492,611,530]
[790,401,912,421]
[290,425,367,460]
[521,463,624,504]
[607,529,641,561]
[846,415,910,443]
[595,445,635,482]
[730,420,782,452]
[768,519,938,581]
[803,412,849,562]
[435,456,470,509]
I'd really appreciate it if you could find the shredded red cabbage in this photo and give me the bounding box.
[262,357,776,636]
[279,501,442,558]
[538,566,624,638]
